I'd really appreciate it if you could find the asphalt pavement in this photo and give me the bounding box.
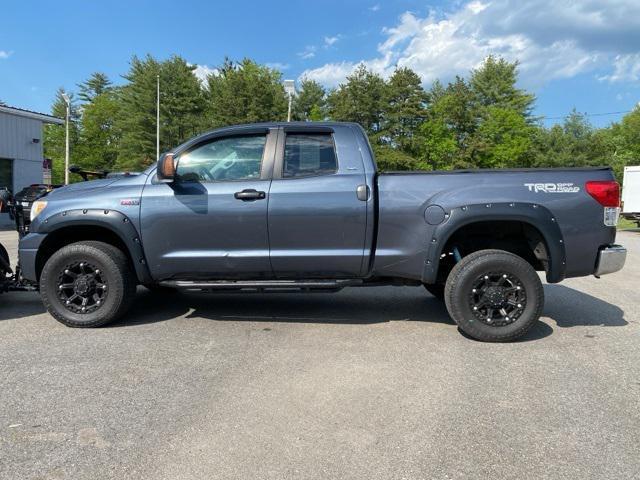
[1,229,639,480]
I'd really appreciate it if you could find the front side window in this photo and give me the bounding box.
[176,135,266,182]
[283,134,337,178]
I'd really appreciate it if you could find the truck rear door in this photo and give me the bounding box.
[267,126,369,278]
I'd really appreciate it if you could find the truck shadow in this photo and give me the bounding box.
[112,283,627,341]
[0,292,44,320]
[543,284,627,328]
[117,286,454,327]
[0,284,626,342]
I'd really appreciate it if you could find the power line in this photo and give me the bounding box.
[539,110,633,120]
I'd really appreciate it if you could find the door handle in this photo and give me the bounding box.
[356,184,369,201]
[234,189,266,201]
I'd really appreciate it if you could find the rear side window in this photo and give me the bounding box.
[283,134,337,178]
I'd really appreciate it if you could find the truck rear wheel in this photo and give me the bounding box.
[444,249,544,342]
[40,241,137,328]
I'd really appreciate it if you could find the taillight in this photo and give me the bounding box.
[585,181,620,207]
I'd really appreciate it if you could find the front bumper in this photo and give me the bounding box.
[594,244,627,276]
[17,233,46,282]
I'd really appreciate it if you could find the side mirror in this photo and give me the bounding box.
[157,153,176,182]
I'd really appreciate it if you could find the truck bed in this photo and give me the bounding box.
[373,167,617,282]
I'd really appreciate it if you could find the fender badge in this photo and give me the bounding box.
[120,199,140,206]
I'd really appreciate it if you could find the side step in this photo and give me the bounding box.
[158,279,364,292]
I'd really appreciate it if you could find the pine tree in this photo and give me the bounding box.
[204,58,288,127]
[116,55,205,170]
[77,72,112,103]
[292,79,326,121]
[326,64,386,135]
[470,56,535,118]
[380,67,428,156]
[77,89,121,172]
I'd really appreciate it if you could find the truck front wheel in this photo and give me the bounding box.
[40,241,137,328]
[444,249,544,342]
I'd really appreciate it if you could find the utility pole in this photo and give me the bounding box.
[156,74,160,160]
[284,80,295,122]
[61,92,71,185]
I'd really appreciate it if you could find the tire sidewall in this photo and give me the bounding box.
[41,244,126,327]
[446,251,544,341]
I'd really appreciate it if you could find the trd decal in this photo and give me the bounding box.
[524,183,580,193]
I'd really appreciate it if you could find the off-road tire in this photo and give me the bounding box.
[444,249,544,342]
[423,283,445,300]
[40,241,137,327]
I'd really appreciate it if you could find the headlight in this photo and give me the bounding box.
[30,200,48,222]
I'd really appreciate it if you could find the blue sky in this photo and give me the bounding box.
[1,0,639,127]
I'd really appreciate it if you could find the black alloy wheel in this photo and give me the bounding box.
[56,260,108,314]
[468,272,527,326]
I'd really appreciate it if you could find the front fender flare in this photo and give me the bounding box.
[422,202,566,284]
[35,209,152,283]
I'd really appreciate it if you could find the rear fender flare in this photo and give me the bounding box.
[423,202,566,284]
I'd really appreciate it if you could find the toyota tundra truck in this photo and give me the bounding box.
[16,122,626,341]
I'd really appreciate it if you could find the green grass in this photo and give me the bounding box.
[618,217,639,230]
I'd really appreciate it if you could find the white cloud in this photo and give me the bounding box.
[0,50,13,59]
[301,0,640,88]
[298,45,317,60]
[369,4,380,12]
[266,62,290,71]
[599,54,640,83]
[324,35,341,47]
[192,64,218,83]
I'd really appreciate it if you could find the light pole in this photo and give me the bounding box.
[61,92,71,185]
[156,74,160,160]
[284,80,295,122]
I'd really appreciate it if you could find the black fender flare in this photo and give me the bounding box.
[422,202,566,284]
[35,209,152,283]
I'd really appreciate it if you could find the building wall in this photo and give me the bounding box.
[0,111,45,192]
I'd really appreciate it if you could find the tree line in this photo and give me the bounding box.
[44,54,639,183]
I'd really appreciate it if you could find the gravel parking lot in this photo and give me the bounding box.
[1,229,638,480]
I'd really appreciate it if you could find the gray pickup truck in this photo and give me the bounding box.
[18,122,626,341]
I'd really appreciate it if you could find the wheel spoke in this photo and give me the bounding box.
[475,298,489,308]
[470,271,526,327]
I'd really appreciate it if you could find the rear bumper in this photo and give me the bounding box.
[594,244,626,276]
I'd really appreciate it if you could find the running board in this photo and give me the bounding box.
[158,279,364,292]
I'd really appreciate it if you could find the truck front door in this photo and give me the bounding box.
[140,129,276,280]
[267,126,369,278]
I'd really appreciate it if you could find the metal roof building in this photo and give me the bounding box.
[0,105,63,225]
[0,104,63,191]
